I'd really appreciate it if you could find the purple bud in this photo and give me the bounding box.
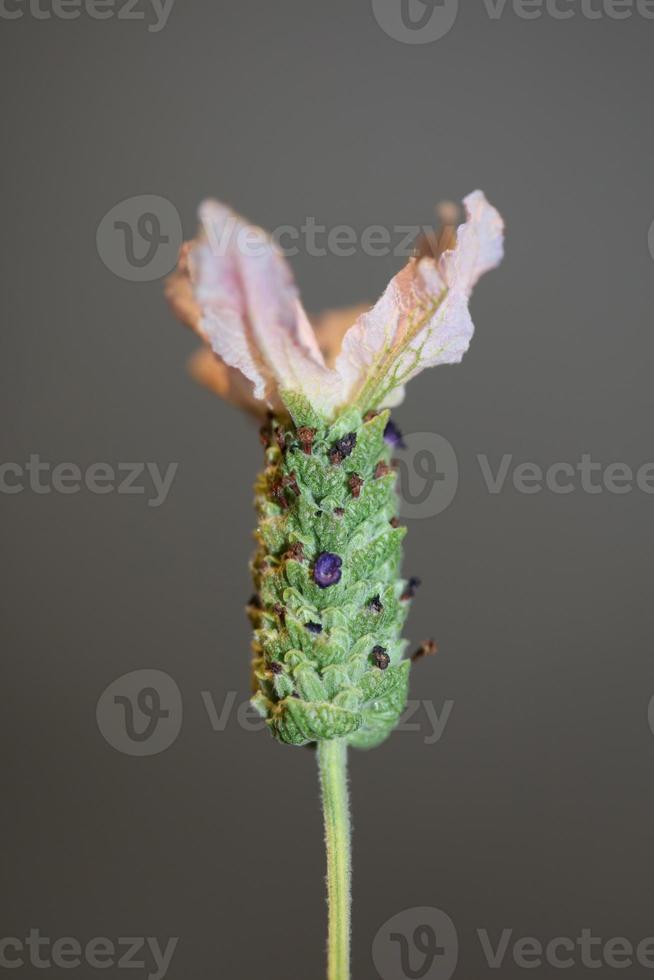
[383,419,406,450]
[313,552,343,589]
[306,621,323,634]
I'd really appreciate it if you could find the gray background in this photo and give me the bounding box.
[2,1,654,977]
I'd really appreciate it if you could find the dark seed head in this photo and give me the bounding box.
[313,552,343,589]
[306,621,323,635]
[269,660,283,675]
[332,432,356,461]
[329,448,344,466]
[383,419,406,450]
[334,507,345,518]
[371,646,390,670]
[368,595,383,614]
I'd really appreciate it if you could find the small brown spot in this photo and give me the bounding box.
[349,474,364,498]
[364,411,379,423]
[329,448,344,466]
[273,602,286,625]
[389,516,400,528]
[297,427,316,455]
[411,639,438,663]
[284,541,305,562]
[374,461,391,479]
[248,594,262,609]
[270,481,289,509]
[334,507,345,518]
[269,660,283,675]
[282,472,301,496]
[275,429,287,453]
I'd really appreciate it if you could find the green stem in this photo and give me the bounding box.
[318,739,352,980]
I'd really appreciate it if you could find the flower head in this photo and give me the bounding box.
[166,191,504,420]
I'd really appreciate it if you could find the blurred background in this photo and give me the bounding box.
[2,1,654,977]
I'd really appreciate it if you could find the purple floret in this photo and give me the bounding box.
[306,621,323,634]
[313,552,343,589]
[383,419,406,449]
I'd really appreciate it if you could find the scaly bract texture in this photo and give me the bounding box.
[249,396,414,749]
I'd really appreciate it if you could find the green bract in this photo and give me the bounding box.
[249,394,413,750]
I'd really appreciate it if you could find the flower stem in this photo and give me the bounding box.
[318,739,352,980]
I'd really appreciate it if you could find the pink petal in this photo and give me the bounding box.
[335,191,504,410]
[192,201,339,412]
